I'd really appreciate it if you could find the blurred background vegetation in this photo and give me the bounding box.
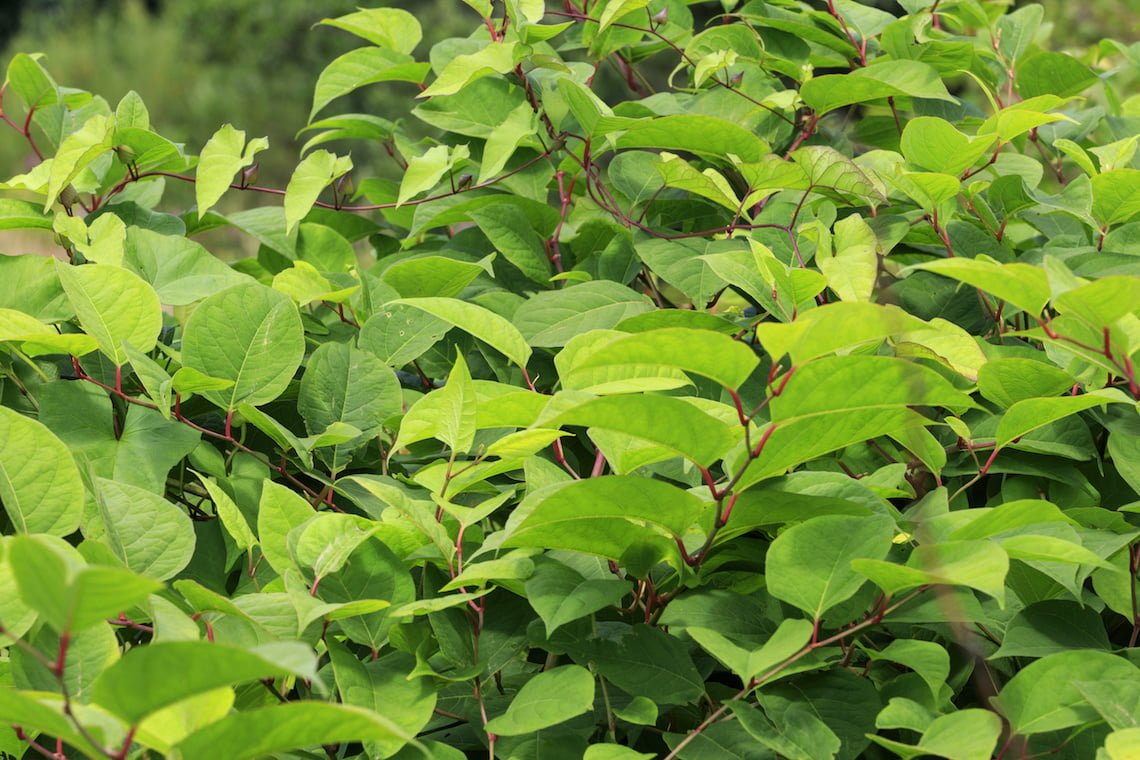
[1,0,1135,190]
[1,0,471,186]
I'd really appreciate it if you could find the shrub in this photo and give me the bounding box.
[0,1,1138,758]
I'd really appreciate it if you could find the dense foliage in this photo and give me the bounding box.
[0,0,471,188]
[0,1,1138,758]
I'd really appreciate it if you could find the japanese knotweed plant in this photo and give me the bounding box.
[0,1,1138,758]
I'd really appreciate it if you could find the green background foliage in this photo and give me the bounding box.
[0,0,1138,758]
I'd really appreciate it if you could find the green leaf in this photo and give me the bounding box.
[299,342,401,471]
[272,260,354,305]
[502,476,704,566]
[391,297,532,367]
[854,540,1009,605]
[91,641,318,724]
[761,669,880,760]
[194,475,256,551]
[327,642,435,758]
[359,303,451,367]
[5,53,58,109]
[1107,729,1140,760]
[173,702,423,760]
[123,226,250,306]
[917,710,1002,760]
[868,640,949,701]
[0,407,83,537]
[906,256,1050,315]
[56,261,162,365]
[995,4,1042,63]
[752,302,926,364]
[408,193,557,239]
[637,237,729,305]
[0,540,37,645]
[947,499,1077,541]
[561,328,759,391]
[389,590,489,618]
[296,222,358,273]
[440,553,535,590]
[991,600,1110,659]
[479,100,537,182]
[483,429,567,460]
[536,393,738,467]
[181,282,305,410]
[310,537,413,649]
[996,390,1128,448]
[461,0,493,15]
[689,618,813,683]
[587,624,705,705]
[284,150,352,232]
[468,203,551,284]
[0,308,93,355]
[1092,169,1140,227]
[890,170,960,210]
[195,124,268,218]
[484,665,595,736]
[256,481,315,576]
[1054,138,1098,177]
[800,60,956,115]
[818,213,879,303]
[975,97,1069,143]
[731,701,841,760]
[413,77,528,138]
[319,7,422,53]
[39,383,200,495]
[0,199,53,231]
[554,332,686,394]
[1109,431,1140,496]
[766,515,894,619]
[895,317,988,381]
[93,477,195,581]
[603,114,770,163]
[976,358,1075,408]
[310,47,430,120]
[993,651,1140,736]
[45,114,115,210]
[613,697,658,726]
[870,709,1002,760]
[9,535,161,632]
[737,355,972,485]
[998,534,1112,569]
[1016,51,1097,99]
[381,255,491,299]
[173,368,235,396]
[420,41,522,99]
[524,557,630,636]
[0,690,104,759]
[584,745,654,760]
[608,153,669,210]
[218,206,296,259]
[1053,275,1140,328]
[397,144,469,206]
[514,281,653,347]
[786,147,887,205]
[598,0,648,32]
[1076,681,1140,731]
[393,351,477,454]
[900,117,997,176]
[656,153,741,211]
[114,90,149,129]
[292,513,382,583]
[658,589,776,649]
